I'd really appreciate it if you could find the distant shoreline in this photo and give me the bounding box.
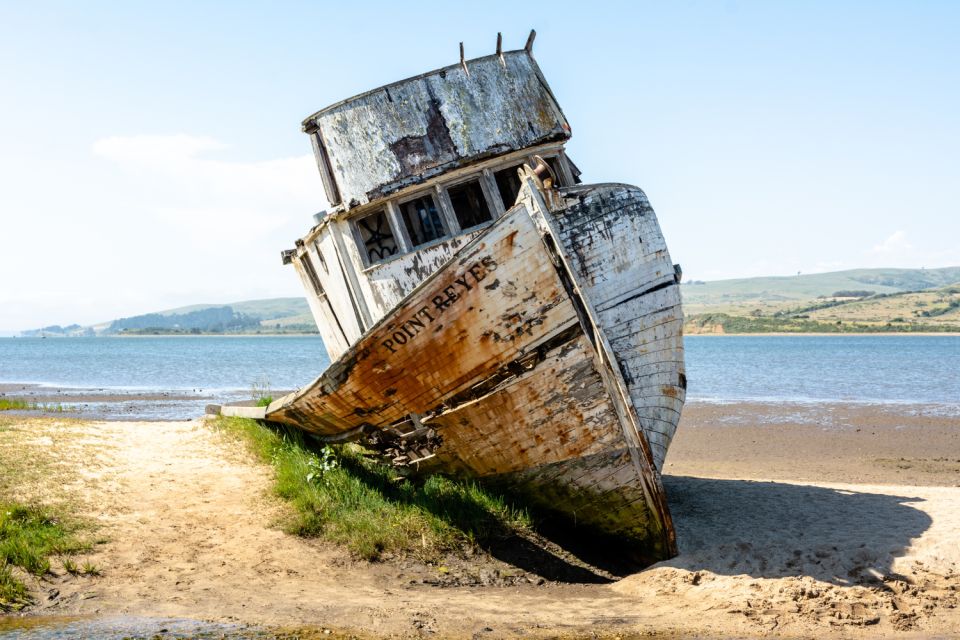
[6,333,322,339]
[685,331,960,337]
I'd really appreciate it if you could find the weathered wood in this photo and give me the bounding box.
[273,44,687,561]
[267,200,578,434]
[219,405,267,420]
[546,184,686,472]
[266,175,678,555]
[302,50,569,210]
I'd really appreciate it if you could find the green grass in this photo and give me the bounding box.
[213,416,532,562]
[686,312,960,334]
[682,266,960,307]
[0,399,33,411]
[0,399,71,413]
[0,502,90,611]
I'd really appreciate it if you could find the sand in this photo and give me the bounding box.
[3,402,959,638]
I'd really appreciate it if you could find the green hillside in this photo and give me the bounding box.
[23,298,316,336]
[682,266,960,312]
[158,297,310,321]
[684,268,960,334]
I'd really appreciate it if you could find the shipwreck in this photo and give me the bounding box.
[220,32,686,563]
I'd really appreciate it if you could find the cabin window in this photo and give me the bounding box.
[301,253,325,297]
[355,209,398,265]
[493,165,523,211]
[398,194,446,247]
[447,179,493,230]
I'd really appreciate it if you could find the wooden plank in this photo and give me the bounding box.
[219,405,267,420]
[548,184,686,472]
[266,202,579,436]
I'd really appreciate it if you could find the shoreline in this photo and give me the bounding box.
[0,383,294,422]
[667,402,960,486]
[685,331,960,337]
[3,333,322,339]
[4,381,958,422]
[8,331,960,338]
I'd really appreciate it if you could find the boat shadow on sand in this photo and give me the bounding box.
[660,475,932,586]
[338,455,638,584]
[331,460,932,586]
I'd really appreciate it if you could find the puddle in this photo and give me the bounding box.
[0,616,278,639]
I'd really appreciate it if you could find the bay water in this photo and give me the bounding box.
[1,334,958,419]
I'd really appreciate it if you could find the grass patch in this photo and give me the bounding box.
[685,312,960,334]
[251,379,273,407]
[0,399,71,413]
[213,416,532,562]
[0,502,90,611]
[0,399,33,411]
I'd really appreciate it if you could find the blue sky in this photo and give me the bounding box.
[1,1,958,332]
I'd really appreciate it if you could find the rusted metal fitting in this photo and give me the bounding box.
[531,155,556,189]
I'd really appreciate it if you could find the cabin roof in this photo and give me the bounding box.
[301,48,571,210]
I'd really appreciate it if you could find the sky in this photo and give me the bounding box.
[1,1,958,333]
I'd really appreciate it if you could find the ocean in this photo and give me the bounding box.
[1,334,958,419]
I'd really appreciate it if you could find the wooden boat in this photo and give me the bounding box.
[221,33,686,563]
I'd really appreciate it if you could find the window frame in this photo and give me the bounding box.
[299,250,326,298]
[350,207,402,268]
[441,175,498,233]
[344,147,570,270]
[395,189,451,250]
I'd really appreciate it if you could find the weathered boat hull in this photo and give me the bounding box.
[261,173,684,560]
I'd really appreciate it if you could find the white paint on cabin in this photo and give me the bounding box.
[295,144,576,362]
[303,50,569,209]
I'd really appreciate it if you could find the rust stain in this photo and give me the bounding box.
[661,385,679,399]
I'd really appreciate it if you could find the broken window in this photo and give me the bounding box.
[398,194,446,247]
[355,209,398,265]
[301,253,325,297]
[447,179,493,230]
[493,165,523,211]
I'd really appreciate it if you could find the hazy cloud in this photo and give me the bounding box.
[871,230,913,255]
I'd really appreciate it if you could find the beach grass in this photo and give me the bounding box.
[0,399,71,413]
[0,502,91,611]
[212,416,532,561]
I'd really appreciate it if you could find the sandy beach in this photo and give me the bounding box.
[1,401,958,638]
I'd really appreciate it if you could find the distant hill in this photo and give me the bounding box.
[682,267,960,312]
[22,298,316,337]
[683,267,960,334]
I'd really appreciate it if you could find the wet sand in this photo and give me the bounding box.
[1,401,958,638]
[0,383,292,421]
[667,402,960,486]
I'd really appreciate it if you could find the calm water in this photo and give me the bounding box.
[684,335,960,406]
[0,336,330,419]
[1,335,958,418]
[0,336,329,392]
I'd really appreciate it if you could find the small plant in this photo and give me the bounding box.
[80,561,100,576]
[0,564,29,611]
[61,557,80,575]
[0,502,90,611]
[305,446,339,484]
[250,378,273,407]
